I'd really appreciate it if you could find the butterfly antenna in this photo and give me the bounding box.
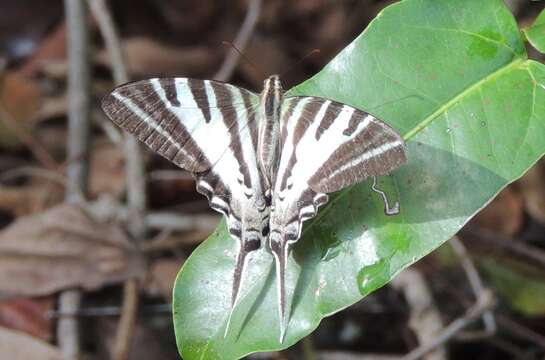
[270,239,288,343]
[224,245,250,338]
[221,41,267,79]
[279,48,321,78]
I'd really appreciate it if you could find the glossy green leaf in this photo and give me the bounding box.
[173,0,545,358]
[523,7,545,53]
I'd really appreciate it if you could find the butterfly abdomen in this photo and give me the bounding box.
[257,75,283,188]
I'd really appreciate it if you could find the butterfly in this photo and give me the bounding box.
[101,75,406,341]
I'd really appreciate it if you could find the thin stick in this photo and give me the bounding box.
[391,269,447,360]
[49,303,172,318]
[450,236,496,340]
[0,166,67,186]
[401,290,495,360]
[460,226,545,267]
[88,1,145,360]
[214,0,262,81]
[58,0,92,357]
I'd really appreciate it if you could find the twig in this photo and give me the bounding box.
[58,0,92,358]
[85,197,219,232]
[0,166,67,186]
[142,230,212,252]
[214,0,262,81]
[460,225,545,268]
[49,303,172,318]
[391,269,447,360]
[148,169,194,182]
[144,211,219,232]
[88,1,145,360]
[401,290,495,360]
[450,236,496,340]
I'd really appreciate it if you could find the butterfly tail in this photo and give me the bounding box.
[224,245,249,338]
[270,238,288,343]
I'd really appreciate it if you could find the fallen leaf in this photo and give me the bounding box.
[16,22,67,78]
[469,187,524,236]
[96,37,221,78]
[0,183,63,217]
[0,326,61,360]
[145,259,183,300]
[0,203,143,298]
[0,71,43,148]
[0,297,54,340]
[517,160,545,226]
[89,139,126,198]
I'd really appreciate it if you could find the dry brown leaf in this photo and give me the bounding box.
[145,259,183,299]
[0,183,63,217]
[0,203,143,298]
[16,22,67,79]
[0,297,54,341]
[0,72,43,148]
[517,160,545,226]
[96,37,221,78]
[89,140,126,198]
[0,326,61,360]
[470,186,523,236]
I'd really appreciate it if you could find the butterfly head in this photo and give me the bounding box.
[264,75,283,92]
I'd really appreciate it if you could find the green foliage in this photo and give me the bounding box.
[482,258,545,316]
[524,7,545,54]
[173,0,545,358]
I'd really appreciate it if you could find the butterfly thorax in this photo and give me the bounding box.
[257,75,283,189]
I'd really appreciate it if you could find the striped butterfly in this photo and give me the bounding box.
[102,75,406,341]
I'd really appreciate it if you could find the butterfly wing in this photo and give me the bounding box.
[102,78,269,331]
[269,96,406,340]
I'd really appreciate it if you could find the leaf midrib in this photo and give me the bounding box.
[403,57,526,141]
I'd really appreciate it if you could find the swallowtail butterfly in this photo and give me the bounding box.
[102,75,406,341]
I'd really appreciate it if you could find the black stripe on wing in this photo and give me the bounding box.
[307,101,406,193]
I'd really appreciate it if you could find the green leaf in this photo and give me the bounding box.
[481,258,545,316]
[173,0,545,358]
[523,7,545,53]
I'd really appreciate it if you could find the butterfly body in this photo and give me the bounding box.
[102,75,406,342]
[257,75,283,189]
